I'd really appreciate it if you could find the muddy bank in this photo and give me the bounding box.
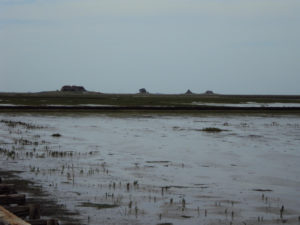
[0,114,300,225]
[0,170,81,225]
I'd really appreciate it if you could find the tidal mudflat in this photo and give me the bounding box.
[0,113,299,225]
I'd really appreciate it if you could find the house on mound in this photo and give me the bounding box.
[205,90,214,95]
[61,85,86,92]
[139,88,148,94]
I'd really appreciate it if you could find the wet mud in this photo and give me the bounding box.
[0,114,300,225]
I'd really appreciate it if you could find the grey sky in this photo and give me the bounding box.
[1,0,300,94]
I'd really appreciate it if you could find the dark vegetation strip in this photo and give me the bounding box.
[79,202,119,210]
[0,120,44,129]
[1,93,300,106]
[253,189,273,192]
[1,105,300,112]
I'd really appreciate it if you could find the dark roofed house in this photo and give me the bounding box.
[61,85,86,92]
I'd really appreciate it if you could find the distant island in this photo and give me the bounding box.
[0,87,300,113]
[58,85,216,96]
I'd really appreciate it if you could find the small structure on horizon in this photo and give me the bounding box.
[205,90,214,95]
[139,88,148,94]
[185,89,194,95]
[61,85,86,92]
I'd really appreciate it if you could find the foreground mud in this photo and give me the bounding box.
[0,170,81,225]
[0,113,300,225]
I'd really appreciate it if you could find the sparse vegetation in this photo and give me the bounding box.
[0,120,43,129]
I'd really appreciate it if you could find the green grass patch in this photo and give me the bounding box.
[1,92,300,107]
[201,127,225,132]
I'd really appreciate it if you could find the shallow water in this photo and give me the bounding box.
[0,113,300,225]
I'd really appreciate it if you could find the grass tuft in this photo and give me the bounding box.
[201,127,224,132]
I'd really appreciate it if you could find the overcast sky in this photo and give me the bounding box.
[1,0,300,94]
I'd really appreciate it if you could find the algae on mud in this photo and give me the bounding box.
[200,127,225,132]
[79,202,119,210]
